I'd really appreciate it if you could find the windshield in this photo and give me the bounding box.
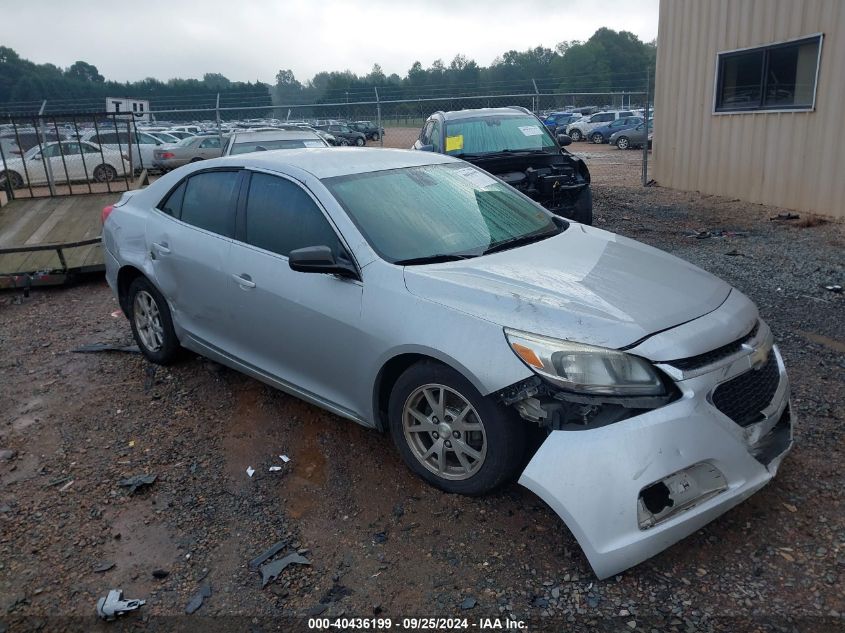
[230,139,324,154]
[323,163,560,263]
[445,115,557,156]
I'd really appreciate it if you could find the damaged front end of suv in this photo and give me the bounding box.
[499,304,793,579]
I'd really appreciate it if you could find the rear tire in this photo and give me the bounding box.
[616,136,630,150]
[388,361,526,496]
[93,164,117,183]
[0,170,24,189]
[591,132,604,144]
[568,129,582,142]
[372,132,380,141]
[127,277,181,365]
[355,136,365,146]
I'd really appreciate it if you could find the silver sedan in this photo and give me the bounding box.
[102,148,792,579]
[152,135,225,170]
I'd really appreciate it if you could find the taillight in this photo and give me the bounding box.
[159,152,175,159]
[101,205,115,224]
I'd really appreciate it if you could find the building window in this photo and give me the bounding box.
[715,35,822,112]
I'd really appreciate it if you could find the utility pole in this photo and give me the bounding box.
[642,68,650,187]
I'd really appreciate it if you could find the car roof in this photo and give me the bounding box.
[440,107,531,121]
[214,147,456,179]
[231,130,321,142]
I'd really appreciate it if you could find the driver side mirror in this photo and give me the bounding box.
[289,245,359,280]
[557,133,572,147]
[418,144,434,152]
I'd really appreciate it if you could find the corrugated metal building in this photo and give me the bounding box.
[653,0,845,219]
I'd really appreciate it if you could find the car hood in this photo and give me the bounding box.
[403,225,731,350]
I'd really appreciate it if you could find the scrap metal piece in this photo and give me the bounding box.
[248,540,287,571]
[96,589,146,621]
[259,553,310,588]
[117,474,157,494]
[72,343,141,354]
[185,583,212,615]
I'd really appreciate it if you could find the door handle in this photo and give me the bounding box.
[232,273,256,289]
[152,242,171,255]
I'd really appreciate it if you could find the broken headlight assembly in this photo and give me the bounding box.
[504,328,666,396]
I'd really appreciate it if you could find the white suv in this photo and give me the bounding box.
[566,110,635,142]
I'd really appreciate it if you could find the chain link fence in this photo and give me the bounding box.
[1,90,651,202]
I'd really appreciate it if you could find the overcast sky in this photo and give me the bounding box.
[6,0,659,84]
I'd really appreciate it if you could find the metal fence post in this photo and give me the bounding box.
[38,100,56,196]
[642,68,650,187]
[216,93,222,146]
[375,87,383,148]
[531,79,539,114]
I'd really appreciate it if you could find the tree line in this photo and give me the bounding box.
[0,28,654,115]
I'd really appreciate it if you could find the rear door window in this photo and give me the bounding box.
[159,181,186,217]
[179,171,240,237]
[244,172,340,257]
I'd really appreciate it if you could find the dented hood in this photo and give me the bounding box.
[403,225,731,350]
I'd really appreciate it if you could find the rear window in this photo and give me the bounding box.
[179,171,240,237]
[230,139,324,154]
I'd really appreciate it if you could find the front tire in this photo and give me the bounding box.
[355,136,365,146]
[372,132,380,141]
[616,136,630,150]
[388,361,526,496]
[127,277,181,365]
[570,186,593,225]
[93,164,118,183]
[591,132,604,144]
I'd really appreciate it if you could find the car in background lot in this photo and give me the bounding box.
[165,131,197,140]
[169,125,203,135]
[222,129,328,156]
[413,107,592,224]
[0,140,129,188]
[542,112,582,134]
[565,110,635,141]
[0,129,66,153]
[316,124,367,146]
[610,120,653,149]
[79,129,162,172]
[103,147,792,581]
[149,131,182,144]
[586,116,643,144]
[154,135,226,170]
[349,121,384,141]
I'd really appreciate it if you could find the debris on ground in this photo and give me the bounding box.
[771,212,800,221]
[0,449,17,461]
[249,540,288,571]
[185,583,212,614]
[93,561,115,573]
[259,553,311,588]
[117,474,157,494]
[372,531,388,544]
[269,466,282,472]
[152,569,169,579]
[823,284,842,293]
[96,589,146,621]
[72,342,140,354]
[688,229,748,239]
[279,454,290,463]
[246,466,255,478]
[460,597,477,610]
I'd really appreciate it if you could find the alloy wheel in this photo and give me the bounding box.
[402,383,487,481]
[133,290,164,352]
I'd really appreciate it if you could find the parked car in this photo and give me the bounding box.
[103,147,792,580]
[222,130,329,156]
[586,116,643,144]
[316,124,367,147]
[79,129,163,172]
[565,110,635,141]
[165,131,197,140]
[412,107,592,224]
[349,121,384,141]
[541,112,581,134]
[0,136,22,158]
[149,131,182,144]
[169,125,203,135]
[0,140,129,188]
[153,135,227,170]
[0,129,66,153]
[610,121,654,149]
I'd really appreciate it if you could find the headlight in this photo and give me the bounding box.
[504,328,666,396]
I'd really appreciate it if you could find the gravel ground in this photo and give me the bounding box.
[0,170,843,632]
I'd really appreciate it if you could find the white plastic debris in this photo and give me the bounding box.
[96,589,146,620]
[269,466,282,472]
[246,466,255,478]
[279,455,290,463]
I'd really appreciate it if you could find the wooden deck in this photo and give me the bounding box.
[0,193,120,287]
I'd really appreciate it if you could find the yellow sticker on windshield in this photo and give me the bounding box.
[445,135,463,152]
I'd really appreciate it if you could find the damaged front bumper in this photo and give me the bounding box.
[518,338,793,580]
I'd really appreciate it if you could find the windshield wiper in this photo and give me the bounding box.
[394,253,476,266]
[482,229,559,255]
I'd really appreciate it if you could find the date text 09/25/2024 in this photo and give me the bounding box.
[307,617,528,630]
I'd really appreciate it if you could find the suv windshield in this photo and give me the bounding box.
[323,163,561,264]
[445,115,557,156]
